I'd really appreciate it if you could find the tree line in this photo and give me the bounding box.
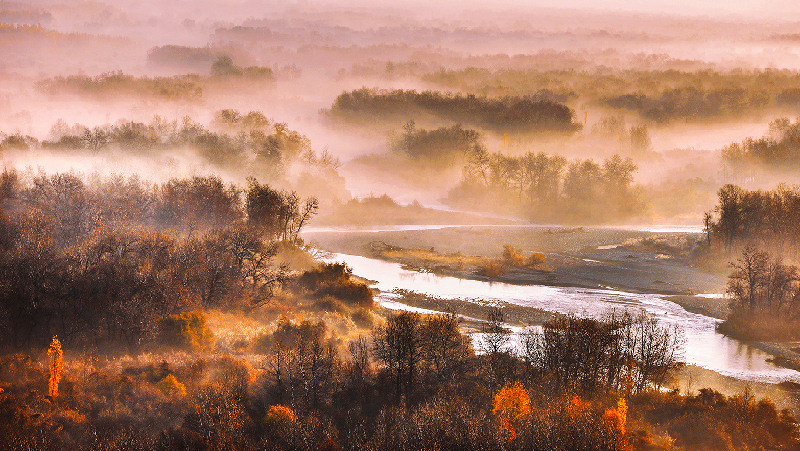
[0,111,340,183]
[446,149,645,223]
[36,71,205,101]
[36,57,275,100]
[424,67,800,123]
[722,117,800,181]
[0,170,318,351]
[326,88,582,134]
[602,87,762,123]
[705,183,800,258]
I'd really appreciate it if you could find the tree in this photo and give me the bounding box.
[480,308,513,388]
[419,313,473,388]
[245,178,317,241]
[727,245,771,313]
[480,307,510,356]
[48,336,63,398]
[211,55,242,77]
[373,311,422,401]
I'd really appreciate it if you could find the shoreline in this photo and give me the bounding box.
[306,225,727,296]
[306,225,800,402]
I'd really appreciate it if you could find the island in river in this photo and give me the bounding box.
[305,224,728,314]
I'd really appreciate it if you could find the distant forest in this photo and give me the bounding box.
[447,150,645,224]
[326,88,582,134]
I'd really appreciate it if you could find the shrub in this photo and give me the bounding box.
[157,374,187,398]
[159,311,215,351]
[47,336,63,398]
[314,295,346,313]
[478,260,506,277]
[297,263,375,309]
[266,404,296,424]
[502,245,527,267]
[527,252,546,266]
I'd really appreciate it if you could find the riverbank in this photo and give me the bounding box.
[305,225,728,296]
[665,295,730,319]
[373,290,800,416]
[307,225,800,406]
[672,365,800,416]
[384,288,560,328]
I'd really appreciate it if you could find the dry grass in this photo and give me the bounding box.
[382,247,487,268]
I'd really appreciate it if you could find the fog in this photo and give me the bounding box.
[5,2,800,448]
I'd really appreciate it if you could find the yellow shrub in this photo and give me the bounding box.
[160,311,215,351]
[569,395,591,418]
[603,398,630,450]
[157,374,187,398]
[527,252,546,266]
[603,397,628,436]
[493,381,531,443]
[493,381,532,419]
[502,245,527,267]
[266,404,296,423]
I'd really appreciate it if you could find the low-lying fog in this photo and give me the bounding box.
[3,0,800,224]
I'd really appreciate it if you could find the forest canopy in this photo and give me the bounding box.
[325,88,582,134]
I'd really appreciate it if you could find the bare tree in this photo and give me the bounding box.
[373,311,422,402]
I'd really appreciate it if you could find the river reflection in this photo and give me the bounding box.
[328,252,800,384]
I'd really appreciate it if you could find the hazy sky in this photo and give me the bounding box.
[542,0,799,18]
[305,0,800,21]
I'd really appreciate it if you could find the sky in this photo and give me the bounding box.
[296,0,800,21]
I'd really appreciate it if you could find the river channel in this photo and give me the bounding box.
[306,223,800,384]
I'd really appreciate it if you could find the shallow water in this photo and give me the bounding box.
[328,252,800,384]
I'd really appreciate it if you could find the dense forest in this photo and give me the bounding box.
[424,68,800,123]
[325,88,582,134]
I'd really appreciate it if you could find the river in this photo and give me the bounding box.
[309,224,800,384]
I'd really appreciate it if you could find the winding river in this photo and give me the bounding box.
[308,223,800,384]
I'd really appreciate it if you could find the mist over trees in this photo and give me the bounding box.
[722,117,800,181]
[447,151,645,223]
[5,1,800,449]
[705,184,800,258]
[389,120,485,168]
[0,111,348,208]
[425,68,800,123]
[0,170,319,351]
[326,88,582,134]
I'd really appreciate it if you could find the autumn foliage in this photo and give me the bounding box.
[265,405,296,424]
[603,398,630,450]
[493,381,532,442]
[47,336,62,398]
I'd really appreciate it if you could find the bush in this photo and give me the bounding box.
[717,312,800,342]
[478,260,506,277]
[157,374,187,398]
[502,245,527,267]
[159,311,215,351]
[527,252,546,266]
[297,263,375,309]
[265,404,296,424]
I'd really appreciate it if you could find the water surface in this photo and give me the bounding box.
[329,252,799,384]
